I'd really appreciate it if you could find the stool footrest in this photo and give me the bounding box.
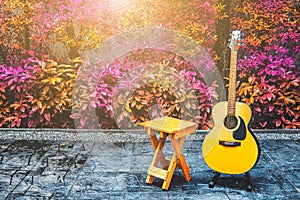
[148,165,168,180]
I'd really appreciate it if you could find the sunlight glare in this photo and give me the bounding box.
[111,0,131,9]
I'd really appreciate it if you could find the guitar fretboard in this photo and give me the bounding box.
[227,51,238,116]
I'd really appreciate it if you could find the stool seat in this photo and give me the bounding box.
[139,116,197,190]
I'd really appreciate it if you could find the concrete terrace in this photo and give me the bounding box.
[0,129,299,199]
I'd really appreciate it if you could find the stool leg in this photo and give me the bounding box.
[170,136,191,182]
[146,131,167,184]
[147,130,169,169]
[162,153,177,190]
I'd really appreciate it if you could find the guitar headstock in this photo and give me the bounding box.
[228,30,243,52]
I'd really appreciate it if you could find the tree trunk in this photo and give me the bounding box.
[215,0,231,97]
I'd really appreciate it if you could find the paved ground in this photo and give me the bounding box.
[0,138,299,199]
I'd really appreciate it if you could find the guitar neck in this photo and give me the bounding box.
[227,51,238,116]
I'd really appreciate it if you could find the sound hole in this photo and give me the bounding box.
[224,115,238,129]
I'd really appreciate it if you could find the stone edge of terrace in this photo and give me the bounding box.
[0,128,299,142]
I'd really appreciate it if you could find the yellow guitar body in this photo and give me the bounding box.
[202,101,260,174]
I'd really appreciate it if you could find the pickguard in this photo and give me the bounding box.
[233,116,246,140]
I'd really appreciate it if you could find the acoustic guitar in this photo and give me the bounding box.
[202,30,260,176]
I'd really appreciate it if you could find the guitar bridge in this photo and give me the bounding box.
[219,140,241,147]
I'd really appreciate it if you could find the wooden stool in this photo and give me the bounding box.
[139,116,197,190]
